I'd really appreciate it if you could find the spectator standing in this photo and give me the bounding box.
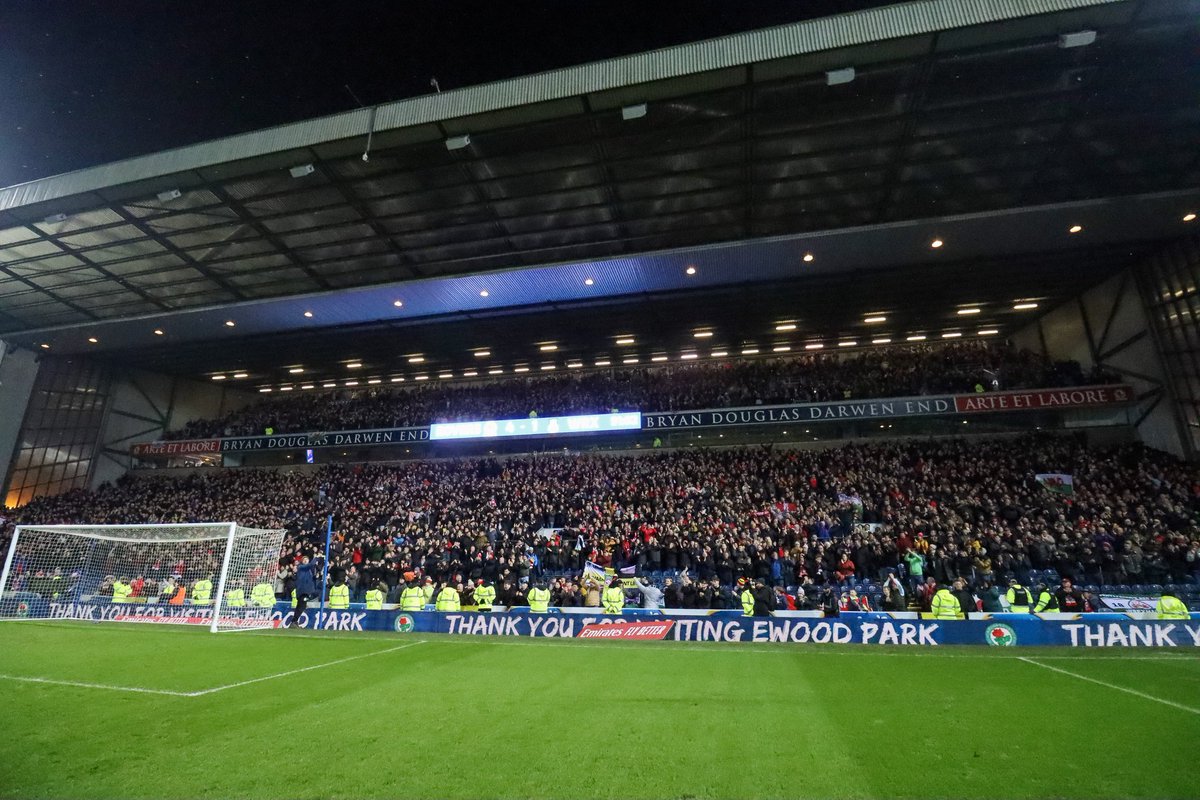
[634,577,664,610]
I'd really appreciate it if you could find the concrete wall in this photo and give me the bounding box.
[1012,270,1186,457]
[90,369,256,488]
[0,343,41,501]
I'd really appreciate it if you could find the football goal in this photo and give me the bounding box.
[0,523,286,632]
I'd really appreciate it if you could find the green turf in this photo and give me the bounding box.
[1,622,1198,800]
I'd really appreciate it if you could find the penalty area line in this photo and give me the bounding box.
[0,673,193,697]
[185,640,427,696]
[1018,657,1200,715]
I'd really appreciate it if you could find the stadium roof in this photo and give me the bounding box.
[0,0,1197,387]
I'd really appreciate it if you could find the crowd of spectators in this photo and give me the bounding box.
[4,433,1196,611]
[165,342,1116,440]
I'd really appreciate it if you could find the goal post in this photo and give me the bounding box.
[0,523,286,632]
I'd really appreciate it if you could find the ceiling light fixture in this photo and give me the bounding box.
[594,359,611,367]
[346,362,362,369]
[212,375,227,381]
[259,388,272,393]
[344,380,358,387]
[839,340,857,347]
[408,356,425,364]
[906,334,927,341]
[539,344,558,351]
[280,386,294,392]
[439,372,453,379]
[474,350,490,357]
[39,343,50,349]
[415,374,429,381]
[489,368,504,375]
[930,239,943,249]
[957,308,981,315]
[584,278,594,286]
[224,320,235,327]
[1013,302,1039,310]
[623,357,639,364]
[390,377,405,383]
[233,372,248,378]
[1183,213,1196,222]
[804,343,823,350]
[153,329,164,336]
[301,384,315,390]
[514,366,530,373]
[773,345,791,353]
[567,362,583,369]
[651,355,668,362]
[288,368,304,374]
[393,300,403,308]
[616,337,635,345]
[710,350,727,358]
[978,329,999,336]
[479,290,489,297]
[463,371,479,377]
[323,382,338,388]
[304,310,313,318]
[775,323,796,332]
[741,347,759,355]
[942,332,963,338]
[802,253,814,263]
[685,266,696,275]
[872,337,891,345]
[864,315,887,324]
[1069,225,1083,234]
[87,337,98,343]
[680,353,698,360]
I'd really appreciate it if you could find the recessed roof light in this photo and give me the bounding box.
[872,337,891,345]
[978,329,999,336]
[408,356,425,364]
[224,320,235,327]
[651,355,668,362]
[39,343,50,349]
[488,367,504,375]
[694,330,714,338]
[942,332,963,338]
[153,329,164,336]
[623,357,639,364]
[288,368,304,374]
[802,253,814,263]
[864,315,887,324]
[393,300,403,308]
[346,362,362,369]
[480,290,489,297]
[212,375,227,381]
[594,359,611,367]
[301,384,315,390]
[539,344,558,351]
[233,373,248,378]
[514,366,530,373]
[775,323,797,332]
[804,343,823,350]
[462,370,478,377]
[1069,225,1083,234]
[390,377,405,383]
[567,362,583,369]
[616,337,635,345]
[956,308,981,315]
[584,278,594,286]
[87,337,98,344]
[473,350,491,359]
[930,239,943,249]
[685,266,696,275]
[280,386,294,392]
[324,382,338,388]
[415,374,429,381]
[368,378,382,384]
[741,347,759,355]
[1013,302,1039,310]
[773,345,791,353]
[710,350,727,358]
[1184,213,1196,222]
[838,340,856,347]
[680,353,698,360]
[344,380,358,387]
[304,310,313,318]
[259,387,272,393]
[439,372,453,379]
[906,334,927,341]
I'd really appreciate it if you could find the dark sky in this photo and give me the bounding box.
[0,0,887,188]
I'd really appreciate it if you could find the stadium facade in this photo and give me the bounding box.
[0,0,1197,506]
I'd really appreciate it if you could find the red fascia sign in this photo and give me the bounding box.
[577,620,675,640]
[954,384,1131,413]
[130,439,221,458]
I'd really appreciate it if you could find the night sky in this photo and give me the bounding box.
[0,1,889,189]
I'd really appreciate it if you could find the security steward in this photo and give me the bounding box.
[1033,582,1058,613]
[328,574,350,610]
[435,581,461,612]
[930,583,963,620]
[112,576,132,604]
[400,579,426,612]
[364,582,386,610]
[191,574,214,606]
[528,580,551,613]
[224,580,246,608]
[251,581,276,608]
[474,579,496,612]
[602,577,625,614]
[738,577,754,615]
[1005,578,1033,613]
[1156,590,1190,620]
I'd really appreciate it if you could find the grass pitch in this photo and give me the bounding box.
[1,622,1198,800]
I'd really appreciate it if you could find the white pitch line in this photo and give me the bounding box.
[1018,657,1200,715]
[0,673,193,697]
[185,640,426,696]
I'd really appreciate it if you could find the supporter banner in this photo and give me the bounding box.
[131,439,221,457]
[954,385,1131,413]
[1035,473,1075,496]
[259,607,1199,646]
[1099,595,1159,612]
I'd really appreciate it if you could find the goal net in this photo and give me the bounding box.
[0,523,287,632]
